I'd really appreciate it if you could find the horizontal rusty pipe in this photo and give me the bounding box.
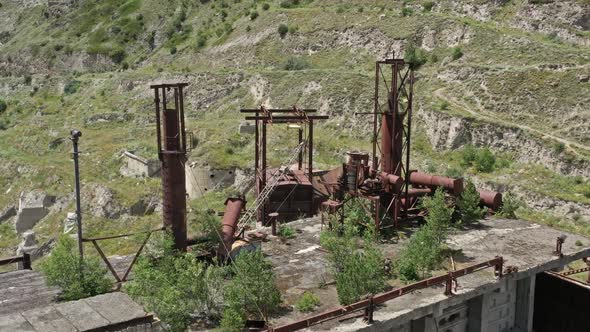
[379,172,403,193]
[409,172,464,196]
[478,189,502,210]
[218,197,246,257]
[405,188,432,198]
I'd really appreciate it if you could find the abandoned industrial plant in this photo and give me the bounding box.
[1,1,589,332]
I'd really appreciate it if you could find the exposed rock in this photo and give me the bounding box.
[418,109,590,178]
[579,74,589,83]
[0,205,16,224]
[233,168,255,194]
[14,191,55,234]
[84,112,133,126]
[81,184,124,219]
[129,196,160,216]
[63,212,77,234]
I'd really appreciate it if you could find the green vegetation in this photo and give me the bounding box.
[320,216,386,305]
[278,224,296,238]
[404,44,427,70]
[224,250,281,321]
[262,3,270,10]
[397,188,453,281]
[126,232,225,331]
[40,235,112,301]
[497,192,520,219]
[283,56,310,70]
[451,47,463,60]
[575,240,583,246]
[457,181,485,224]
[63,80,81,95]
[460,145,504,173]
[278,23,289,38]
[295,291,321,312]
[423,1,434,12]
[0,98,7,113]
[401,6,414,17]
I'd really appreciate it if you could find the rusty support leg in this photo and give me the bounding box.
[92,240,121,282]
[261,121,267,226]
[298,127,303,170]
[308,121,314,215]
[121,232,153,282]
[364,296,374,323]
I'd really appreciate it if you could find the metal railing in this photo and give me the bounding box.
[0,253,31,270]
[267,256,505,332]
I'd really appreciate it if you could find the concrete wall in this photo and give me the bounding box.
[185,164,236,199]
[121,151,160,178]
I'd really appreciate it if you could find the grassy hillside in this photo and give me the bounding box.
[0,0,589,254]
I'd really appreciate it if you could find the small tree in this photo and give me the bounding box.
[224,250,281,321]
[320,221,387,305]
[461,144,477,167]
[458,181,485,224]
[278,24,288,38]
[125,232,221,331]
[295,292,321,312]
[475,148,496,173]
[404,44,427,70]
[40,235,112,301]
[498,192,519,219]
[397,188,453,280]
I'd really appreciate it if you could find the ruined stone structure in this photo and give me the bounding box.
[185,163,236,199]
[120,151,160,178]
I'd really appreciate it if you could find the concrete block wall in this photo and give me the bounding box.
[186,164,236,199]
[481,279,516,332]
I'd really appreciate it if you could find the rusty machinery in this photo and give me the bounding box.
[242,106,328,226]
[325,56,502,231]
[151,83,189,251]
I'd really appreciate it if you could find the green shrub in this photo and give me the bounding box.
[430,53,438,63]
[451,47,463,60]
[575,240,583,246]
[262,3,270,10]
[125,232,224,331]
[497,192,519,219]
[397,188,452,280]
[219,307,245,332]
[278,23,289,38]
[474,148,496,173]
[250,10,259,20]
[320,221,386,305]
[404,44,427,70]
[197,35,208,48]
[288,25,299,34]
[0,98,7,113]
[583,186,590,199]
[552,142,565,154]
[279,0,300,8]
[64,80,81,95]
[461,144,476,167]
[458,181,485,224]
[437,100,449,110]
[423,1,434,12]
[40,235,112,301]
[224,250,281,320]
[282,56,310,70]
[444,167,463,178]
[401,6,413,17]
[278,224,296,238]
[170,46,177,54]
[24,74,32,85]
[295,292,320,312]
[358,6,364,13]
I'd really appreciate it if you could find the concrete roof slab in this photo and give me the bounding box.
[82,292,147,325]
[54,299,110,331]
[21,306,77,332]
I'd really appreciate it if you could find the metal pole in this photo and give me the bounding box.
[70,129,83,260]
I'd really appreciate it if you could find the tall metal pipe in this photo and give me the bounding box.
[151,83,188,251]
[70,129,83,260]
[219,197,246,257]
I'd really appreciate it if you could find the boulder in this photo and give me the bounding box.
[81,184,124,219]
[63,212,77,234]
[14,191,55,234]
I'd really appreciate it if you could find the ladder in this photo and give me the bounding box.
[237,141,307,229]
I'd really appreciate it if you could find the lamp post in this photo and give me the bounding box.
[70,129,83,260]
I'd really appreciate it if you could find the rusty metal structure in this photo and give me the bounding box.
[151,83,189,251]
[320,56,502,232]
[241,107,328,226]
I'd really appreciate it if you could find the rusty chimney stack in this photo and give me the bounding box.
[151,83,189,251]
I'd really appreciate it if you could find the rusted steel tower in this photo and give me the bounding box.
[371,57,414,228]
[151,83,189,251]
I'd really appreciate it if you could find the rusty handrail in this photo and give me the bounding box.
[84,227,164,283]
[267,256,504,332]
[0,253,31,270]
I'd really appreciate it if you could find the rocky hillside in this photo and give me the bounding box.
[0,0,589,256]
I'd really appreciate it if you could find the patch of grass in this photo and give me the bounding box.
[451,47,463,60]
[282,56,310,70]
[295,291,320,312]
[278,224,296,239]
